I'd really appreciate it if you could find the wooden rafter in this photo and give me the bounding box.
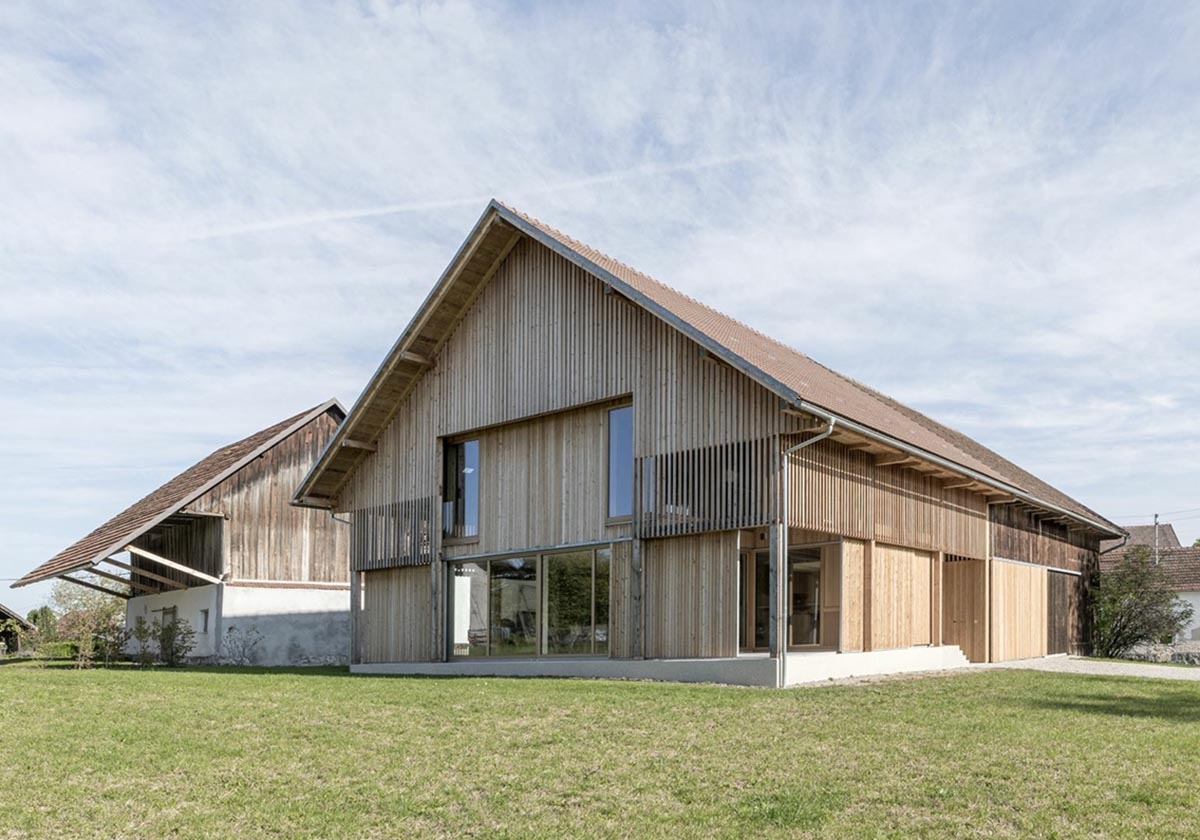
[99,556,187,590]
[875,453,919,467]
[88,568,161,595]
[59,575,130,600]
[123,545,222,586]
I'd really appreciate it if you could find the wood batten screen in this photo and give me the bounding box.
[942,556,987,663]
[129,515,223,590]
[839,539,865,652]
[643,533,738,659]
[990,559,1048,662]
[607,541,637,659]
[637,438,773,538]
[362,566,432,663]
[351,499,435,572]
[788,438,988,559]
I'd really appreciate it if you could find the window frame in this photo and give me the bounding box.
[605,403,634,524]
[442,437,481,545]
[447,544,614,659]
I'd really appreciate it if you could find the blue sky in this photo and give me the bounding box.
[3,2,1199,614]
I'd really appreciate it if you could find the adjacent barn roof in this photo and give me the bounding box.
[1100,546,1200,591]
[294,200,1119,537]
[0,602,33,630]
[12,400,344,589]
[1101,523,1181,554]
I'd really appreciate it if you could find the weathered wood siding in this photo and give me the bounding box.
[132,410,348,586]
[643,533,738,658]
[870,544,933,650]
[189,411,348,583]
[342,238,803,571]
[607,541,636,659]
[790,439,988,559]
[362,566,432,663]
[942,557,987,663]
[990,559,1048,661]
[990,504,1098,574]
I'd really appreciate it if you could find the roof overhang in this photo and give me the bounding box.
[14,400,344,589]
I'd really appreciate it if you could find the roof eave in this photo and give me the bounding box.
[12,399,345,589]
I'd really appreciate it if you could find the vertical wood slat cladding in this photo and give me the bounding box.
[362,566,432,663]
[1047,571,1072,655]
[942,557,987,663]
[789,439,988,560]
[990,559,1048,661]
[132,411,348,585]
[990,504,1099,573]
[839,539,865,652]
[442,404,631,560]
[342,238,797,570]
[643,533,738,658]
[607,541,636,659]
[869,544,933,650]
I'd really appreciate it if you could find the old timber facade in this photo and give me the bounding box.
[295,201,1120,686]
[14,402,351,665]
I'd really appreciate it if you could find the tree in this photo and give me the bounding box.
[50,576,128,668]
[1093,547,1194,658]
[1193,538,1200,548]
[26,606,58,640]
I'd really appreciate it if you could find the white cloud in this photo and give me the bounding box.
[3,2,1200,612]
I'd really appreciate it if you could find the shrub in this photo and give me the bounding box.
[158,618,196,667]
[220,624,264,666]
[1093,546,1194,658]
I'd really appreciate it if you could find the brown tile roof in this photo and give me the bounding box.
[12,401,343,589]
[1100,546,1200,591]
[297,200,1117,535]
[1101,523,1181,553]
[496,201,1117,534]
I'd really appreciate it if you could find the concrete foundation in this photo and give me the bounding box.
[352,645,972,687]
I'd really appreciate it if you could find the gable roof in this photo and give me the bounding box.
[1100,546,1200,591]
[1102,523,1181,554]
[0,602,33,630]
[294,200,1119,537]
[12,400,344,589]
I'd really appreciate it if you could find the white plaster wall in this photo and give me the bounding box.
[222,586,350,666]
[125,585,220,659]
[1177,591,1200,642]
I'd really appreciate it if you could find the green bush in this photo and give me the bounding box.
[1093,546,1194,658]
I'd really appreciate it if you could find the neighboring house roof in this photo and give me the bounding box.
[0,602,33,630]
[12,400,344,589]
[1100,546,1200,591]
[294,199,1119,537]
[1101,523,1181,554]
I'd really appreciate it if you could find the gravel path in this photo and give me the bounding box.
[992,655,1200,682]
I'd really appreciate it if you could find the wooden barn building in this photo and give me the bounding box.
[13,401,350,665]
[0,602,33,655]
[293,201,1121,686]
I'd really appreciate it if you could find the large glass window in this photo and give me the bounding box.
[443,439,479,539]
[607,406,633,519]
[490,557,537,655]
[449,546,613,657]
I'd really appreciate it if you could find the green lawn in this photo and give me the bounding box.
[1,663,1198,839]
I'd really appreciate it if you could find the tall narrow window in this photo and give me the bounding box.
[443,439,479,539]
[607,405,633,519]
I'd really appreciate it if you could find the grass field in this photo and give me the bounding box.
[1,663,1198,839]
